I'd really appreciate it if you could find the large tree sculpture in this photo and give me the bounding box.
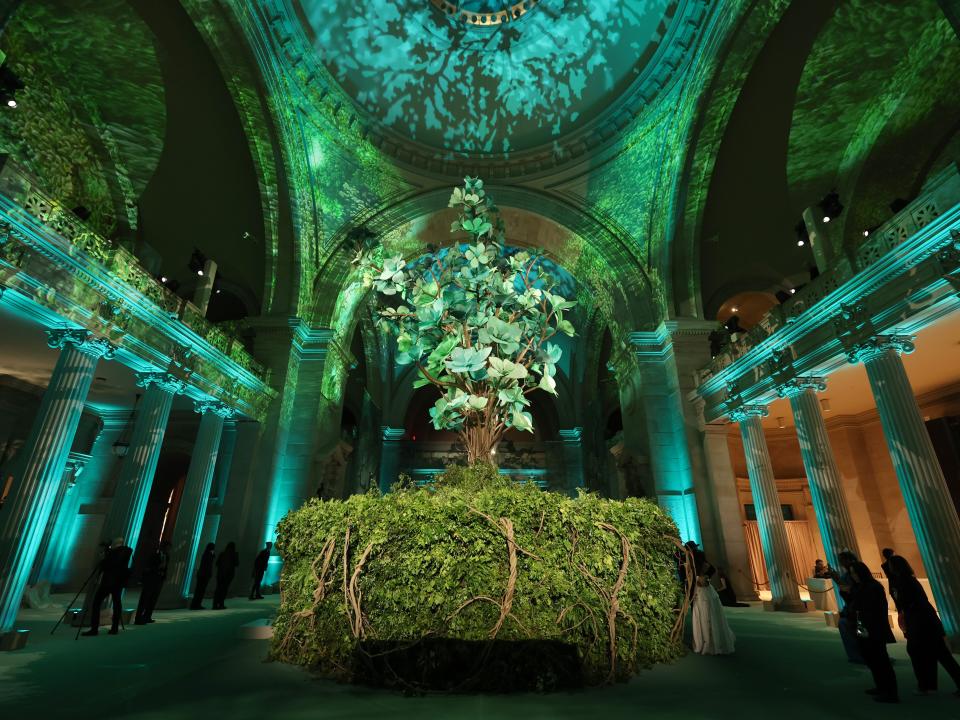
[357,178,576,464]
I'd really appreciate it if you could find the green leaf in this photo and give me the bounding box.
[445,346,492,374]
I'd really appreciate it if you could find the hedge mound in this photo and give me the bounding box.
[272,467,685,691]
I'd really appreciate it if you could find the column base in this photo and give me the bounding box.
[762,599,808,613]
[0,629,30,651]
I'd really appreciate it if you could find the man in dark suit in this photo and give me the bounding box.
[135,540,170,624]
[249,542,271,600]
[83,537,132,636]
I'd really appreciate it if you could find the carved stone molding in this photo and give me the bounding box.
[45,328,116,359]
[775,376,827,399]
[846,335,915,365]
[728,404,769,423]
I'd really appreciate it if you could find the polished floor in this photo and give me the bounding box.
[1,595,959,720]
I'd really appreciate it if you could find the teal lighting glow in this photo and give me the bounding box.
[296,0,677,153]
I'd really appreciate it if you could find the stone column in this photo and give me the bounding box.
[730,405,804,611]
[702,423,757,600]
[851,335,960,644]
[378,426,405,493]
[558,427,584,495]
[100,372,183,556]
[29,453,87,585]
[159,400,232,606]
[779,377,860,606]
[0,329,114,643]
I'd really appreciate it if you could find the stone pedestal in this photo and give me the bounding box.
[158,401,231,607]
[852,336,960,645]
[0,329,114,640]
[100,372,182,555]
[731,406,804,611]
[780,378,860,609]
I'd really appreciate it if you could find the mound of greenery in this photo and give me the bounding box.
[273,465,684,691]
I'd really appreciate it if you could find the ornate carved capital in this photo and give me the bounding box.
[135,371,186,395]
[776,376,827,398]
[194,399,235,419]
[728,404,769,423]
[46,328,116,359]
[939,229,960,270]
[846,335,915,365]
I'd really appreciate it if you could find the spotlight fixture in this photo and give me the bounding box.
[797,239,805,247]
[160,275,168,283]
[188,248,207,276]
[818,191,844,223]
[790,288,796,294]
[863,230,870,237]
[0,60,24,110]
[731,306,739,313]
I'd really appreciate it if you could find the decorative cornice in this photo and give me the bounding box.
[775,376,826,399]
[846,335,916,365]
[45,328,116,360]
[728,404,768,423]
[558,427,583,444]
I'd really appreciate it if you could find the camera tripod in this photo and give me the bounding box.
[49,563,100,638]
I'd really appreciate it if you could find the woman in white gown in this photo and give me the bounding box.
[692,575,736,655]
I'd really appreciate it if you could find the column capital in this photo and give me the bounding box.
[846,335,915,364]
[135,371,186,395]
[381,426,405,441]
[776,376,827,398]
[558,427,583,443]
[194,399,235,419]
[728,405,768,422]
[45,328,116,359]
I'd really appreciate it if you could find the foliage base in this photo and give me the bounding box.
[273,466,683,691]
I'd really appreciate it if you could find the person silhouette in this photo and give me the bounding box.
[213,542,238,610]
[887,555,960,695]
[190,543,216,610]
[135,540,169,625]
[83,537,132,636]
[249,542,272,600]
[849,561,898,703]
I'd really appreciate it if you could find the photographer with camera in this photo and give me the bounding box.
[82,537,132,636]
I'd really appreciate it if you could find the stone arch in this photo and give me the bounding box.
[309,186,659,343]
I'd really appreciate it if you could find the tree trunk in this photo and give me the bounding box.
[461,424,498,465]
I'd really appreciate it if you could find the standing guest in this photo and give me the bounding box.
[82,537,132,636]
[190,543,216,610]
[880,548,896,579]
[849,561,898,703]
[213,542,238,610]
[716,569,749,608]
[691,574,736,655]
[134,540,169,625]
[813,559,830,578]
[250,542,272,600]
[828,550,864,664]
[887,555,960,696]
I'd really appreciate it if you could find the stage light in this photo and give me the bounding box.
[790,288,796,294]
[731,306,739,313]
[197,269,204,277]
[6,99,15,108]
[863,230,869,237]
[797,239,805,247]
[822,216,830,223]
[160,276,168,283]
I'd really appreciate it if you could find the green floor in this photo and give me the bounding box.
[1,597,959,720]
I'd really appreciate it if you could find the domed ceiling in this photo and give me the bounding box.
[295,0,679,157]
